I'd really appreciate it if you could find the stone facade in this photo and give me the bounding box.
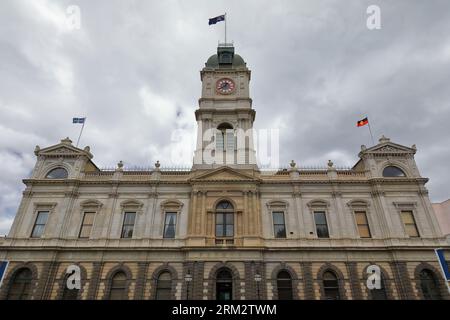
[0,44,449,300]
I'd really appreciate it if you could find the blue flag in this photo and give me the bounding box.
[73,117,86,124]
[435,248,450,281]
[0,261,9,288]
[209,14,225,25]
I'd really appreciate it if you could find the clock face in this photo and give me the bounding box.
[216,78,235,94]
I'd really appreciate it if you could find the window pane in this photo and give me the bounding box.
[273,212,285,225]
[216,213,223,224]
[401,211,414,224]
[165,212,177,225]
[36,211,49,225]
[46,167,68,179]
[164,212,177,239]
[274,225,286,238]
[358,225,371,238]
[316,225,329,238]
[121,225,133,238]
[83,212,95,224]
[216,132,224,150]
[216,225,224,237]
[225,225,234,237]
[31,224,45,238]
[382,166,406,177]
[225,213,233,224]
[79,225,92,238]
[405,224,419,237]
[226,131,235,150]
[314,212,326,225]
[124,212,136,225]
[355,211,368,224]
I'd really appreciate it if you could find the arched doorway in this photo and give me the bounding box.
[216,268,233,300]
[7,268,33,300]
[277,270,293,300]
[419,269,441,300]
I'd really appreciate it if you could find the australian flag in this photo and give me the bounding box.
[72,117,86,124]
[209,14,225,25]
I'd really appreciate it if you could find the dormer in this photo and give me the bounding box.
[354,135,421,179]
[30,137,98,180]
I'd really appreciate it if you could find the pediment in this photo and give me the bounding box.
[36,139,93,159]
[361,142,416,156]
[191,167,259,182]
[41,146,80,155]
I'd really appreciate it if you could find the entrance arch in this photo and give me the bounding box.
[216,268,233,300]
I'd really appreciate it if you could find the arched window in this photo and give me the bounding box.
[215,201,234,238]
[155,272,172,300]
[382,166,406,177]
[62,275,80,300]
[45,167,68,179]
[109,271,127,300]
[277,271,293,300]
[216,268,233,300]
[7,268,33,300]
[419,269,441,300]
[323,271,340,300]
[216,123,235,151]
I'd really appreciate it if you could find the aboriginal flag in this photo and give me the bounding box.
[209,15,225,25]
[357,117,369,127]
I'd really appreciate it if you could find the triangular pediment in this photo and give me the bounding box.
[36,138,93,159]
[191,166,259,182]
[365,142,415,154]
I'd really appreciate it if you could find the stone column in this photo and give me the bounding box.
[87,262,102,300]
[301,262,315,300]
[346,262,363,300]
[134,262,149,299]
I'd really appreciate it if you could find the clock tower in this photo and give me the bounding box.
[193,43,257,169]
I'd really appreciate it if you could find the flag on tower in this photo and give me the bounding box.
[357,117,369,127]
[209,14,225,25]
[73,117,86,124]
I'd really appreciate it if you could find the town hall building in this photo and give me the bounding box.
[0,44,449,300]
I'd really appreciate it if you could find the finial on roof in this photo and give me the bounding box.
[411,144,417,150]
[361,145,367,151]
[117,160,124,170]
[61,137,72,145]
[84,146,90,152]
[379,135,390,144]
[327,160,334,168]
[34,145,40,155]
[289,160,296,168]
[155,160,161,169]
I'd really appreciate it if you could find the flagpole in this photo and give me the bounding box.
[224,12,227,43]
[367,120,375,145]
[76,118,86,148]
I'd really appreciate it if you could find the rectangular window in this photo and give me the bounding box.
[31,211,49,238]
[163,212,177,239]
[355,211,371,238]
[79,212,95,238]
[226,131,235,150]
[272,211,287,238]
[314,211,329,238]
[401,210,419,237]
[121,212,136,238]
[215,213,233,237]
[216,132,224,151]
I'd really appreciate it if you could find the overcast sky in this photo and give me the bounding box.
[1,0,449,235]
